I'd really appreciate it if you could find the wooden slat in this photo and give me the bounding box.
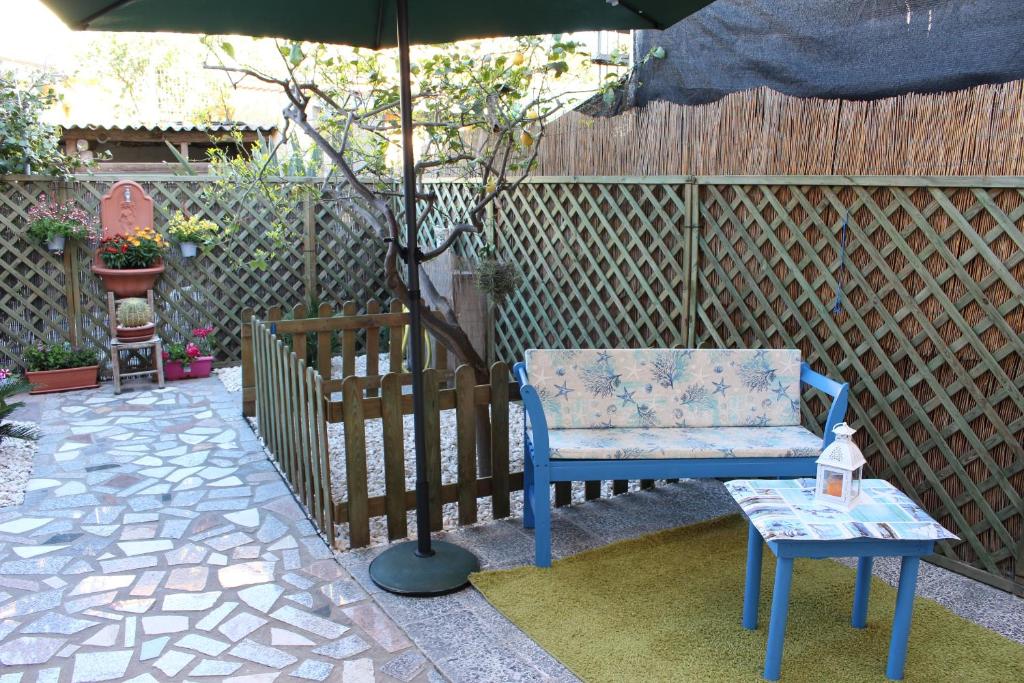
[291,303,308,367]
[317,302,333,381]
[341,300,357,379]
[365,299,380,397]
[341,376,370,548]
[423,368,443,532]
[380,372,408,540]
[455,365,478,525]
[489,362,510,519]
[389,300,404,373]
[312,371,336,546]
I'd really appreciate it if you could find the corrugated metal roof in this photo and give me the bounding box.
[59,121,277,133]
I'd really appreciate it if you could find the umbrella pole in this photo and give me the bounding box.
[368,0,480,596]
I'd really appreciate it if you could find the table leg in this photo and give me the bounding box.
[743,522,763,630]
[852,556,873,628]
[886,555,920,680]
[764,556,794,681]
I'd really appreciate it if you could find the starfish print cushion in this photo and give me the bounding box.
[524,348,803,430]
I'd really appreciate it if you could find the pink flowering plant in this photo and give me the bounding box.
[163,325,214,366]
[26,194,98,245]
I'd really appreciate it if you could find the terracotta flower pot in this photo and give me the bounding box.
[26,365,100,394]
[92,259,165,297]
[116,323,155,343]
[164,356,213,380]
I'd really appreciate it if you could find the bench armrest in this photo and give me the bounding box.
[512,361,550,463]
[800,362,849,447]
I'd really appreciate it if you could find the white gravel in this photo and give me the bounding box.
[0,424,39,508]
[219,354,636,548]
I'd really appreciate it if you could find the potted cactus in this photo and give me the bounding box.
[115,298,156,342]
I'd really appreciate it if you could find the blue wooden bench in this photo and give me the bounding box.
[511,349,849,567]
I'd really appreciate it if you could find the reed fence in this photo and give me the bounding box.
[535,82,1024,177]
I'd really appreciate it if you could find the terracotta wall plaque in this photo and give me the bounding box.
[99,180,154,239]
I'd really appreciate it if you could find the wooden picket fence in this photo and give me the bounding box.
[245,300,482,549]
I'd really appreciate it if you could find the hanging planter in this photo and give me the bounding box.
[47,235,66,252]
[167,211,219,260]
[26,193,98,255]
[93,227,169,297]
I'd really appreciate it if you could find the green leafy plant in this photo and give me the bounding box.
[23,342,99,372]
[0,71,81,176]
[166,211,220,245]
[163,326,214,364]
[116,298,153,328]
[0,370,37,444]
[98,227,169,269]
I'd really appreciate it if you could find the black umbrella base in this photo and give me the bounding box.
[369,540,480,596]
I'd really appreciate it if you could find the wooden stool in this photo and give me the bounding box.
[108,290,165,394]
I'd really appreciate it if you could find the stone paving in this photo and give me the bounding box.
[0,379,435,682]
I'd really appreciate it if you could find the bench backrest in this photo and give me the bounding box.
[525,348,802,429]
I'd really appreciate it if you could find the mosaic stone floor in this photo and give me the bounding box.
[0,379,436,682]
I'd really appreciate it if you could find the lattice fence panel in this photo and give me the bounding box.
[0,179,73,368]
[315,192,390,311]
[694,180,1024,594]
[493,180,692,363]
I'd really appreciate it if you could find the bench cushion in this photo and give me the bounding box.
[547,426,823,460]
[525,348,802,429]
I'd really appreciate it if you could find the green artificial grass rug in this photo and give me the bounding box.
[470,515,1024,682]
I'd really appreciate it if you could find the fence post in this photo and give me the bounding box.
[342,376,370,548]
[455,365,478,525]
[303,193,318,303]
[685,181,700,349]
[58,181,81,346]
[241,308,255,416]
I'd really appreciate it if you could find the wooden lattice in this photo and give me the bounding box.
[0,175,391,373]
[694,178,1024,595]
[493,179,694,362]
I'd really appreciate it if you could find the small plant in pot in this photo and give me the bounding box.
[26,194,97,253]
[92,227,169,297]
[23,342,100,394]
[163,326,214,380]
[115,298,155,342]
[167,211,219,258]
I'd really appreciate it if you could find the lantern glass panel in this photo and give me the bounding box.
[852,474,861,498]
[823,469,844,498]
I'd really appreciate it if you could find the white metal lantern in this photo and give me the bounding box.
[815,422,866,509]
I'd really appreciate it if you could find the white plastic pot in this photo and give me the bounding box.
[179,241,197,258]
[47,235,66,252]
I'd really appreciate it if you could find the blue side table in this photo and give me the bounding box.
[725,478,958,681]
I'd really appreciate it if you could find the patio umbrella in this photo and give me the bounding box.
[41,0,716,595]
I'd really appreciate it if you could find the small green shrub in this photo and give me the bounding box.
[0,371,38,444]
[24,342,99,372]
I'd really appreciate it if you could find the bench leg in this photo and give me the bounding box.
[523,446,535,529]
[534,466,552,567]
[764,556,794,681]
[743,521,763,629]
[886,556,920,681]
[852,556,873,628]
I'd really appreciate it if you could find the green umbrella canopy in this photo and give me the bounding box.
[41,0,714,47]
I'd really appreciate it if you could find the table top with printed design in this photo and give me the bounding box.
[725,478,958,544]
